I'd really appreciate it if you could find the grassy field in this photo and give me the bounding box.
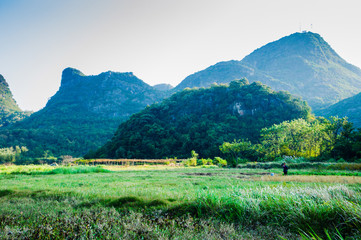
[0,165,361,239]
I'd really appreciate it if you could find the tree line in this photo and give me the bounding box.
[220,117,361,166]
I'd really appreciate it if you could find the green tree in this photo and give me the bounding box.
[220,140,260,166]
[260,119,330,159]
[0,146,28,163]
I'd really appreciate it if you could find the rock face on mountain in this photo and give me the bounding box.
[90,79,311,159]
[174,32,361,111]
[0,74,31,127]
[0,68,166,157]
[316,92,361,128]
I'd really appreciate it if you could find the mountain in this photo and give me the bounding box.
[153,83,173,91]
[316,92,361,128]
[0,68,166,157]
[0,74,31,127]
[174,32,361,110]
[89,79,311,159]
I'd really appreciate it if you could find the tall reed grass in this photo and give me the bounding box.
[170,185,361,238]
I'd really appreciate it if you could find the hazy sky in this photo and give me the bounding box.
[1,0,361,111]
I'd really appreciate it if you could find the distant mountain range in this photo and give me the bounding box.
[0,74,31,127]
[0,68,166,157]
[1,31,361,157]
[174,32,361,111]
[316,92,361,128]
[90,79,311,159]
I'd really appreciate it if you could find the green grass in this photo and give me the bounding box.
[0,165,360,239]
[0,165,110,175]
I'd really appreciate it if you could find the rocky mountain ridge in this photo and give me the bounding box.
[0,68,166,157]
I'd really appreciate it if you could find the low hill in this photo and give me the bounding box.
[174,32,361,111]
[0,74,31,127]
[0,68,166,157]
[316,92,361,128]
[90,79,311,159]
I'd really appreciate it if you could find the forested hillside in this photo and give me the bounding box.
[0,74,31,127]
[90,79,311,159]
[316,92,361,128]
[0,68,166,157]
[174,32,361,110]
[2,32,360,159]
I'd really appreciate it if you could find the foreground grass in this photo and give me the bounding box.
[0,165,361,239]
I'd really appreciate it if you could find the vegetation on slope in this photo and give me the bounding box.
[174,32,361,110]
[0,68,166,157]
[316,92,361,128]
[89,79,311,159]
[0,74,31,127]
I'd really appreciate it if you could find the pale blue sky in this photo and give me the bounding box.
[1,0,361,111]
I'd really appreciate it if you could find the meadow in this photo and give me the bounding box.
[0,164,361,239]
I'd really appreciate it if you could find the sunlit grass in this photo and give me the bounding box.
[0,165,109,175]
[0,164,55,174]
[102,164,185,171]
[258,174,361,184]
[0,165,360,239]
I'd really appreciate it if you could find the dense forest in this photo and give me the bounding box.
[88,79,311,159]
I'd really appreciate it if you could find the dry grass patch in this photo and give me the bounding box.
[102,164,184,171]
[258,174,361,184]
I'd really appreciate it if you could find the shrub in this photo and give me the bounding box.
[237,158,248,164]
[182,150,199,167]
[213,157,227,167]
[206,158,213,165]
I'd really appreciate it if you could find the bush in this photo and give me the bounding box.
[213,157,227,167]
[237,158,248,164]
[182,150,199,167]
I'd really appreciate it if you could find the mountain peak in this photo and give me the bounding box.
[1,68,168,157]
[98,71,135,79]
[0,74,8,87]
[61,67,85,86]
[0,74,19,111]
[0,74,30,126]
[242,31,338,69]
[175,32,361,110]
